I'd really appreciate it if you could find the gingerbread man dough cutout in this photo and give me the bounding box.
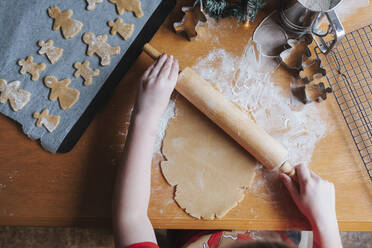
[0,79,31,112]
[44,76,80,110]
[48,6,83,39]
[73,61,100,86]
[82,32,121,66]
[18,56,46,81]
[38,40,64,64]
[108,18,134,40]
[85,0,103,11]
[33,109,60,133]
[108,0,144,17]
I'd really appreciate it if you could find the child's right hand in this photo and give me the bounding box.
[134,54,179,123]
[280,164,337,227]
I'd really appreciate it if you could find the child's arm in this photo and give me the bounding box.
[280,164,342,248]
[113,54,179,247]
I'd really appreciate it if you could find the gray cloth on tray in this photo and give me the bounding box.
[0,0,161,153]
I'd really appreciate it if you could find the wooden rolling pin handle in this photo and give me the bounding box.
[280,161,296,180]
[143,43,162,60]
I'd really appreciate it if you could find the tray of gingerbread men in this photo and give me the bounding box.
[0,0,176,153]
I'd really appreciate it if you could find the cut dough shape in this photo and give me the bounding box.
[48,6,83,39]
[160,96,258,220]
[73,61,100,86]
[33,109,60,133]
[18,56,46,81]
[108,18,134,40]
[82,32,121,66]
[85,0,103,11]
[0,79,31,112]
[38,40,64,64]
[108,0,144,17]
[44,76,80,110]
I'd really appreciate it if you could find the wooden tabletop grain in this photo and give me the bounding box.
[0,0,371,230]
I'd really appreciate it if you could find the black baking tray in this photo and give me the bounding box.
[57,0,176,153]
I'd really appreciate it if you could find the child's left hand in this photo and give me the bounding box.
[134,54,179,123]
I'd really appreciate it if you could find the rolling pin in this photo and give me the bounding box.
[143,43,296,178]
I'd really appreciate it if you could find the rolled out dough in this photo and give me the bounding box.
[160,96,258,220]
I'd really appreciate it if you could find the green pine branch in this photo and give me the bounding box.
[203,0,265,22]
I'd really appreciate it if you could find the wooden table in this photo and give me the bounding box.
[0,0,371,231]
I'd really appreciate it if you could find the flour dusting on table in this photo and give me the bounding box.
[154,98,176,155]
[192,42,328,166]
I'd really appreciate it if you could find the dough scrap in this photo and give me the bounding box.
[73,61,100,86]
[82,32,121,66]
[160,96,258,220]
[18,56,46,81]
[38,40,64,64]
[108,18,134,40]
[0,79,31,112]
[33,109,60,133]
[85,0,103,11]
[48,6,83,39]
[44,76,80,110]
[108,0,144,17]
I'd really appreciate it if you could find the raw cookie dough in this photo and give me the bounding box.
[73,60,100,86]
[38,40,64,64]
[48,6,83,39]
[85,0,103,11]
[33,109,60,133]
[18,56,46,81]
[44,76,80,110]
[108,0,144,17]
[108,18,134,40]
[160,96,258,220]
[0,79,31,111]
[82,32,121,66]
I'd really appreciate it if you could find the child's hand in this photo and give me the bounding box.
[134,54,179,123]
[280,164,337,226]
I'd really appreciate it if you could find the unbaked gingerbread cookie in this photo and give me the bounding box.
[85,0,103,11]
[44,76,80,110]
[73,61,100,86]
[18,56,46,81]
[38,40,64,64]
[0,79,31,112]
[82,32,120,66]
[33,109,60,133]
[108,0,143,17]
[48,6,83,39]
[108,18,134,40]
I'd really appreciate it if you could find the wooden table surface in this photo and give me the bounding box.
[0,0,371,231]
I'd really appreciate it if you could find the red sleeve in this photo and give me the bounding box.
[126,242,159,248]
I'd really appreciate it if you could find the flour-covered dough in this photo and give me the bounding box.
[160,96,258,220]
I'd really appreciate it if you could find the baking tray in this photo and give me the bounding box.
[57,0,176,153]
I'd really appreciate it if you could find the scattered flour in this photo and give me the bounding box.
[154,98,176,155]
[192,42,328,167]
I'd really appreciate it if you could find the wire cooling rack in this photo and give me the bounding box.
[315,24,372,181]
